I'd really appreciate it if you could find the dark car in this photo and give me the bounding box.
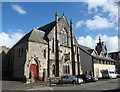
[75,74,96,83]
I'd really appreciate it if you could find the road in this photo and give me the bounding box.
[27,78,120,91]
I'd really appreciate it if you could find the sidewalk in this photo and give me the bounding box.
[2,77,60,91]
[2,80,50,90]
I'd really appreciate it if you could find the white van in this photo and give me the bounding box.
[101,69,117,79]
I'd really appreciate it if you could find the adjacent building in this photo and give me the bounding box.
[109,51,120,73]
[1,46,10,77]
[79,37,116,78]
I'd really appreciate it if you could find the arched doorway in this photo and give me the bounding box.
[30,64,39,81]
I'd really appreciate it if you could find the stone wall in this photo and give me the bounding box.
[24,41,48,81]
[12,41,28,80]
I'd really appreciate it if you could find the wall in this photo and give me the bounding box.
[12,41,28,80]
[80,49,93,75]
[94,63,115,78]
[24,41,48,81]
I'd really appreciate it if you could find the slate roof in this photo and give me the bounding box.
[78,44,115,62]
[37,18,61,35]
[93,55,115,62]
[16,29,47,46]
[78,45,94,55]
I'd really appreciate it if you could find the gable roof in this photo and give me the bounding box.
[37,18,61,36]
[37,14,70,36]
[12,29,47,48]
[29,29,47,44]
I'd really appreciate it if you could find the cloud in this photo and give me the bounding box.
[85,16,114,30]
[82,0,118,30]
[0,30,24,48]
[77,34,118,52]
[85,0,118,23]
[12,5,26,14]
[75,20,84,29]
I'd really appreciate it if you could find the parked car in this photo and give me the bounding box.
[59,75,83,84]
[92,77,99,81]
[75,74,97,83]
[116,74,120,78]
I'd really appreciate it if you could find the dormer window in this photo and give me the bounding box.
[61,28,68,46]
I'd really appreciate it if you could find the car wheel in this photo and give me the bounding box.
[72,80,76,84]
[59,81,62,84]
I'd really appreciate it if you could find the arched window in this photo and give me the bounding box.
[61,28,68,46]
[52,38,54,52]
[52,64,55,74]
[43,49,46,58]
[68,65,70,74]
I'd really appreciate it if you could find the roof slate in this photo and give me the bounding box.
[29,29,47,44]
[37,18,61,35]
[78,44,115,62]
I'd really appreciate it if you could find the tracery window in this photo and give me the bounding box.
[61,28,68,46]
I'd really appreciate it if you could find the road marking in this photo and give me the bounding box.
[48,87,54,90]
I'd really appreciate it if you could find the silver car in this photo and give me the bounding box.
[59,75,83,84]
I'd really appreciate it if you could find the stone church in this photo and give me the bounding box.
[7,12,82,83]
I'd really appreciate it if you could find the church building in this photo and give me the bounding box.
[7,12,82,83]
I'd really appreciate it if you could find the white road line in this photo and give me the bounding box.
[48,87,54,90]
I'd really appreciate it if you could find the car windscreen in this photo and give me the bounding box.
[69,75,76,79]
[109,71,115,74]
[102,71,108,74]
[86,75,91,78]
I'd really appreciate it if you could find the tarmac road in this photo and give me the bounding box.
[27,78,120,91]
[1,78,120,91]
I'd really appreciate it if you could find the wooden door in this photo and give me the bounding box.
[30,64,38,80]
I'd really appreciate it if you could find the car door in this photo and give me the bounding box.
[63,76,68,83]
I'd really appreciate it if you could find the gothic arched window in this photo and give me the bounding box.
[52,64,55,74]
[61,28,68,46]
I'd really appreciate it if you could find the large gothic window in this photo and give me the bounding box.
[61,28,68,46]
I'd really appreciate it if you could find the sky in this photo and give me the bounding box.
[1,0,120,52]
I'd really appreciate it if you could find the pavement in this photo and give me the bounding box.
[2,80,50,90]
[1,77,120,91]
[26,78,120,91]
[2,77,59,91]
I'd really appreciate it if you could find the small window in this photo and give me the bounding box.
[21,48,23,56]
[52,38,54,52]
[43,49,46,58]
[18,48,21,57]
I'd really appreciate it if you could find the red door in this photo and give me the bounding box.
[30,64,38,80]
